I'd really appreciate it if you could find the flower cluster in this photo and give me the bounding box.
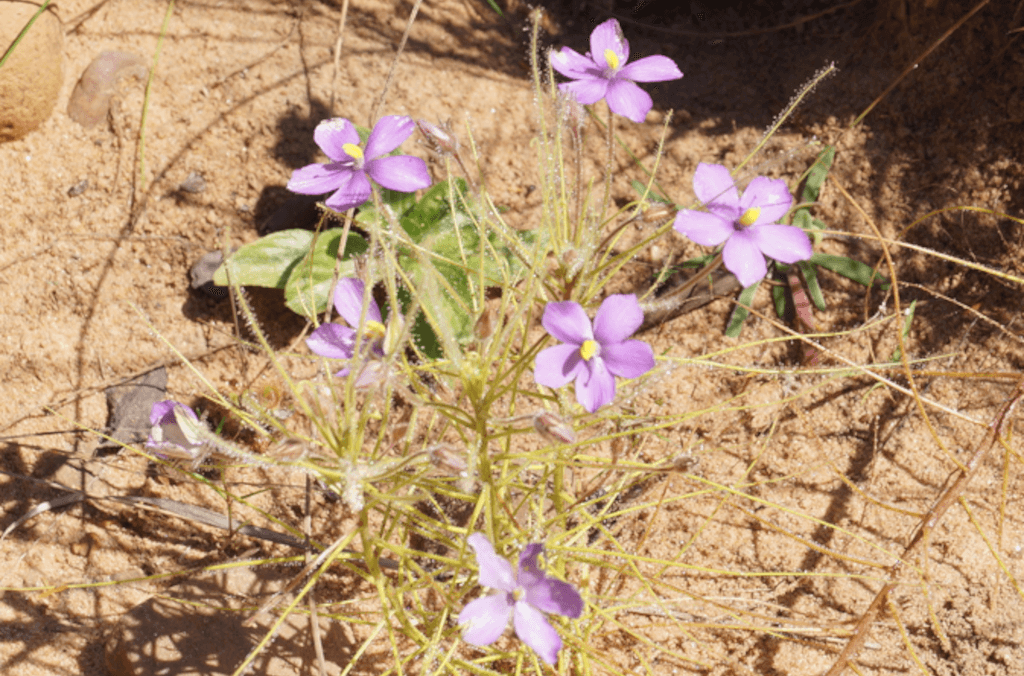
[535,294,655,413]
[459,533,583,665]
[262,18,821,673]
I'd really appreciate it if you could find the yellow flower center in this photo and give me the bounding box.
[512,587,526,602]
[343,143,364,161]
[363,320,386,342]
[604,49,620,71]
[580,339,600,361]
[738,207,761,227]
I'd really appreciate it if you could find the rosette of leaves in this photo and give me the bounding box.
[213,177,531,358]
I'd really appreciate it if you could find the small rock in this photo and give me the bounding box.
[97,367,168,451]
[67,179,89,197]
[0,1,64,141]
[67,50,147,128]
[189,249,235,299]
[178,171,206,194]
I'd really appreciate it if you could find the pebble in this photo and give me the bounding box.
[67,179,89,197]
[190,249,235,299]
[0,1,64,141]
[67,50,147,128]
[178,171,206,194]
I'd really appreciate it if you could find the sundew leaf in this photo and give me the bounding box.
[810,253,890,290]
[284,229,368,318]
[725,280,760,338]
[213,229,317,288]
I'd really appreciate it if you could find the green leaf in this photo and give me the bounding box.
[213,229,317,288]
[725,280,760,338]
[390,178,530,346]
[284,230,367,318]
[797,260,826,310]
[771,270,788,318]
[801,145,835,204]
[810,253,890,290]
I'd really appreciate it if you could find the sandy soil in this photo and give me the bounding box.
[2,0,1024,674]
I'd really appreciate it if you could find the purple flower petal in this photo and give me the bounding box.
[459,594,513,647]
[557,77,609,106]
[524,577,584,619]
[535,343,586,389]
[333,278,382,328]
[722,229,768,288]
[589,18,629,69]
[366,155,431,193]
[513,602,563,665]
[306,323,356,360]
[672,210,735,247]
[364,115,415,160]
[516,543,546,588]
[751,224,813,264]
[600,340,655,379]
[740,176,792,225]
[324,169,372,212]
[149,400,179,426]
[592,294,644,345]
[541,301,592,344]
[287,162,345,196]
[605,79,652,123]
[693,163,740,212]
[575,357,616,413]
[313,118,360,162]
[468,533,516,592]
[550,47,598,79]
[617,55,683,83]
[147,401,202,453]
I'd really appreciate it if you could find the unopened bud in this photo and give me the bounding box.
[533,411,577,445]
[557,90,586,134]
[642,202,675,224]
[429,444,468,475]
[474,297,502,341]
[416,118,460,156]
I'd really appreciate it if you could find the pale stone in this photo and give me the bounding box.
[0,1,63,141]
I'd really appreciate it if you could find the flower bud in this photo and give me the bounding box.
[416,118,460,156]
[533,411,577,444]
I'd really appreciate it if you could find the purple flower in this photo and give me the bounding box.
[287,116,431,213]
[550,18,682,124]
[673,163,813,288]
[534,294,655,413]
[306,278,387,387]
[459,533,583,665]
[147,400,204,458]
